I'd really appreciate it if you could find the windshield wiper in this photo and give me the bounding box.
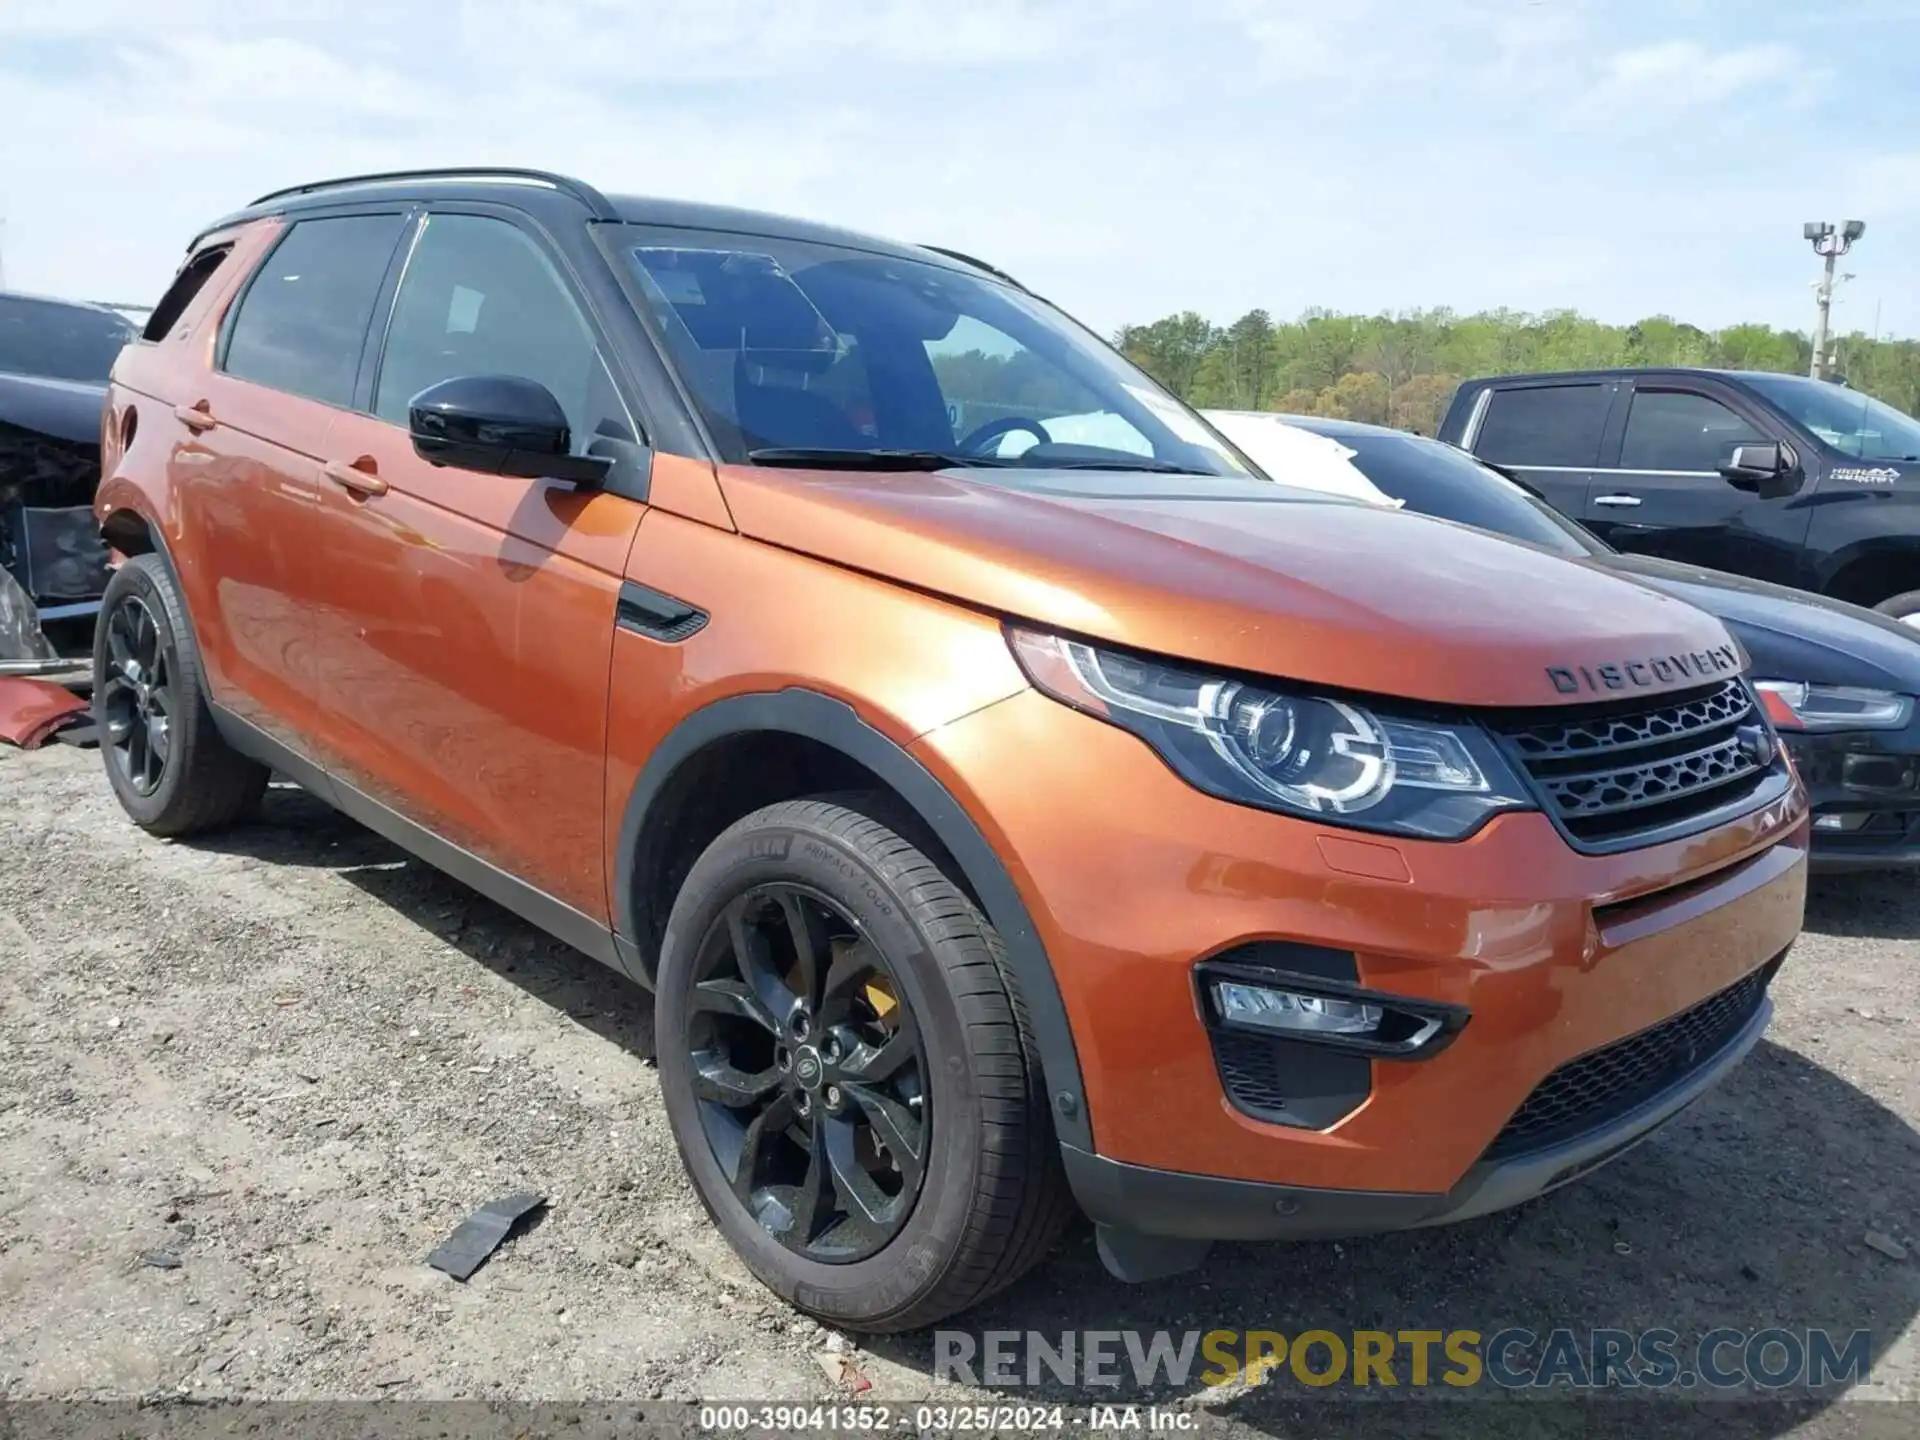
[747,447,1011,471]
[1036,459,1211,475]
[746,446,1211,477]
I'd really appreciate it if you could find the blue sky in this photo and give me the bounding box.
[2,0,1916,340]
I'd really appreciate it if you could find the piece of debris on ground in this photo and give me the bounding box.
[0,677,88,749]
[426,1192,548,1281]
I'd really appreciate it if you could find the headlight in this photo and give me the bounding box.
[1007,626,1534,839]
[1754,681,1914,732]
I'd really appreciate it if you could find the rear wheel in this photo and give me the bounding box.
[1873,589,1920,630]
[654,796,1071,1332]
[93,555,269,835]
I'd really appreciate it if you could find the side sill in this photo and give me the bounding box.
[208,703,632,980]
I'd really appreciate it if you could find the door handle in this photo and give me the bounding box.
[173,401,218,433]
[323,460,388,498]
[1593,494,1643,507]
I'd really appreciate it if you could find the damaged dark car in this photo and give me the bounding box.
[0,291,133,675]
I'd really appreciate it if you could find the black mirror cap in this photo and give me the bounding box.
[1719,440,1794,495]
[407,374,610,486]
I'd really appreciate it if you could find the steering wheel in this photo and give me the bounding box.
[958,415,1051,457]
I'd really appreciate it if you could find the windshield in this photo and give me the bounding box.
[1739,372,1920,461]
[1331,430,1606,559]
[0,295,136,383]
[620,230,1248,476]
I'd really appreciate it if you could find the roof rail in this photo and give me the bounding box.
[920,245,1026,291]
[248,168,619,219]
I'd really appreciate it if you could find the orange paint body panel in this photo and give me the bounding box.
[718,463,1740,709]
[300,407,643,916]
[599,508,1031,917]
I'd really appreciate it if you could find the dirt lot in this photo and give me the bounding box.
[2,740,1917,1433]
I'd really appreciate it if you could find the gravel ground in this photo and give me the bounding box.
[2,740,1917,1435]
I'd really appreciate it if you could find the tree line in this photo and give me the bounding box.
[1109,307,1920,433]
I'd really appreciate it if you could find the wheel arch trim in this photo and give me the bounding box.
[613,687,1093,1151]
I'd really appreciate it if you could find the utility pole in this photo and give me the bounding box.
[1803,219,1864,380]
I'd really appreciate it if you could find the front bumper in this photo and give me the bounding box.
[913,687,1809,1210]
[1064,985,1773,1242]
[1786,725,1920,871]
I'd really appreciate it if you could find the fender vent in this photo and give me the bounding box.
[616,582,707,643]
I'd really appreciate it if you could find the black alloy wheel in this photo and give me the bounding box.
[686,883,928,1264]
[99,594,173,796]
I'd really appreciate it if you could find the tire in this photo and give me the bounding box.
[654,795,1072,1332]
[1873,589,1920,630]
[93,554,269,836]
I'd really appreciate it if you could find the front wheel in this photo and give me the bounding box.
[1873,589,1920,631]
[654,797,1071,1332]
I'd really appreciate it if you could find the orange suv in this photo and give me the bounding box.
[95,169,1808,1331]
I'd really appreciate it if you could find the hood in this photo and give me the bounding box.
[0,370,107,447]
[719,464,1742,709]
[1598,552,1920,695]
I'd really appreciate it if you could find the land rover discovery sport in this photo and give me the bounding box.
[94,169,1808,1331]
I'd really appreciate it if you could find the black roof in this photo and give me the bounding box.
[194,167,1010,283]
[1270,413,1403,441]
[1210,410,1419,443]
[1461,366,1807,388]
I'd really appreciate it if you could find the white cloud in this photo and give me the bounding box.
[1584,38,1813,112]
[0,0,1915,339]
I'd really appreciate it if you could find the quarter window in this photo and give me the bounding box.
[223,215,407,407]
[1618,390,1764,473]
[142,244,232,342]
[374,213,600,444]
[1474,384,1611,468]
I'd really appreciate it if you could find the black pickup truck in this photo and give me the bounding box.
[0,290,133,673]
[1439,368,1920,627]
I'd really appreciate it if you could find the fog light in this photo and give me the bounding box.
[1814,811,1869,832]
[1197,956,1469,1059]
[1214,981,1383,1036]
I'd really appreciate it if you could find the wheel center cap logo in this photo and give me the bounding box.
[794,1047,823,1088]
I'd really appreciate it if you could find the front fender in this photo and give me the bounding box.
[611,686,1092,1153]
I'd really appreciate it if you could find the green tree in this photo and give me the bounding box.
[1115,312,1217,399]
[1109,303,1919,429]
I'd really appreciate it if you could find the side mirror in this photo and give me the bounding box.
[1719,441,1797,500]
[408,375,612,487]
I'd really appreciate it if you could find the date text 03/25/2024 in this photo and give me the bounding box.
[696,1404,1188,1433]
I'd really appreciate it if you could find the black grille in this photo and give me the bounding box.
[1493,679,1775,850]
[1209,1029,1372,1131]
[1485,960,1776,1160]
[1215,1031,1291,1116]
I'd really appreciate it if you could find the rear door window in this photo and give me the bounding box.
[1474,384,1611,468]
[1618,389,1764,472]
[222,214,408,407]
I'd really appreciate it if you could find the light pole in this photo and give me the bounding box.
[1803,219,1864,380]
